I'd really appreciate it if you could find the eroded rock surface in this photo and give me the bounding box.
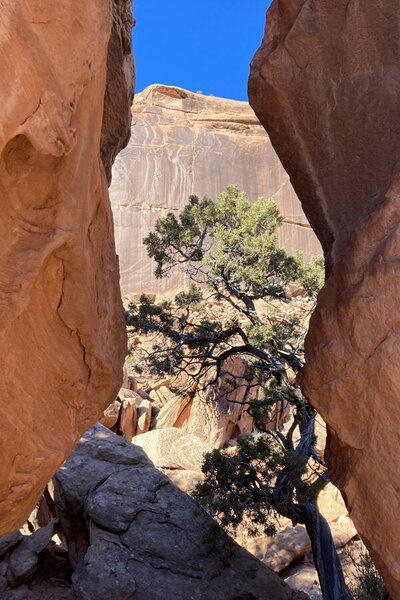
[52,424,307,600]
[249,1,400,596]
[153,357,259,448]
[0,0,133,535]
[110,84,321,294]
[132,427,212,471]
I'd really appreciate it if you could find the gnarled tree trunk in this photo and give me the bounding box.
[295,503,353,600]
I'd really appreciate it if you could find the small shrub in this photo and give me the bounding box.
[348,549,386,600]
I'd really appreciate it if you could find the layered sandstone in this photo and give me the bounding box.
[249,1,400,596]
[110,84,321,294]
[0,0,133,535]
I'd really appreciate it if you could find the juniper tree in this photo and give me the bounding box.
[126,185,364,600]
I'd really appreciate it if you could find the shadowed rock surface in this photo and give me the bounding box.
[249,1,400,597]
[0,0,133,535]
[52,424,307,600]
[110,84,321,294]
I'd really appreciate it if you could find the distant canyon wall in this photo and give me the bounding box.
[110,84,321,295]
[0,0,133,535]
[249,1,400,597]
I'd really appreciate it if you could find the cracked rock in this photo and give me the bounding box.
[54,424,306,600]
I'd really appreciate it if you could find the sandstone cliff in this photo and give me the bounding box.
[110,84,321,294]
[0,0,134,535]
[249,1,400,597]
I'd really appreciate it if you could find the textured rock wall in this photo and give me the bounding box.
[110,84,321,294]
[0,0,133,535]
[249,1,400,597]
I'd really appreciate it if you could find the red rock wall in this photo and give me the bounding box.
[110,84,321,295]
[249,1,400,597]
[0,0,133,535]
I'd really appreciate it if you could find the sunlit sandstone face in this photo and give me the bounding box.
[249,1,400,597]
[109,84,321,295]
[0,0,134,535]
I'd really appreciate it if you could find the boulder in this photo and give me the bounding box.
[118,388,143,405]
[128,375,138,392]
[132,428,211,471]
[330,517,358,550]
[0,533,22,560]
[245,481,357,573]
[181,362,256,447]
[122,367,130,389]
[4,521,56,588]
[54,425,148,571]
[6,548,38,589]
[160,469,204,494]
[153,357,260,448]
[0,0,134,535]
[153,394,191,429]
[317,483,350,525]
[247,516,356,575]
[247,525,311,573]
[99,399,121,430]
[149,385,175,407]
[249,1,400,595]
[136,399,152,435]
[150,378,172,392]
[284,564,321,597]
[118,398,137,440]
[317,484,357,548]
[0,583,32,599]
[52,424,307,600]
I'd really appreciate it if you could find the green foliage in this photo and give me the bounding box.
[136,186,324,382]
[294,252,325,297]
[193,437,285,535]
[193,431,326,537]
[248,318,300,351]
[348,550,386,600]
[144,185,323,299]
[126,295,175,337]
[128,186,329,557]
[144,195,214,278]
[175,285,204,308]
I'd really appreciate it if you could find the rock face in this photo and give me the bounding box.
[53,424,306,600]
[110,84,321,294]
[0,0,133,535]
[2,521,56,589]
[249,1,400,596]
[153,357,258,448]
[132,428,212,471]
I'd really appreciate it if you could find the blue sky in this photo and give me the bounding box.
[133,1,272,101]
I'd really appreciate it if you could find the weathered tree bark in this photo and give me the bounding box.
[295,503,353,600]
